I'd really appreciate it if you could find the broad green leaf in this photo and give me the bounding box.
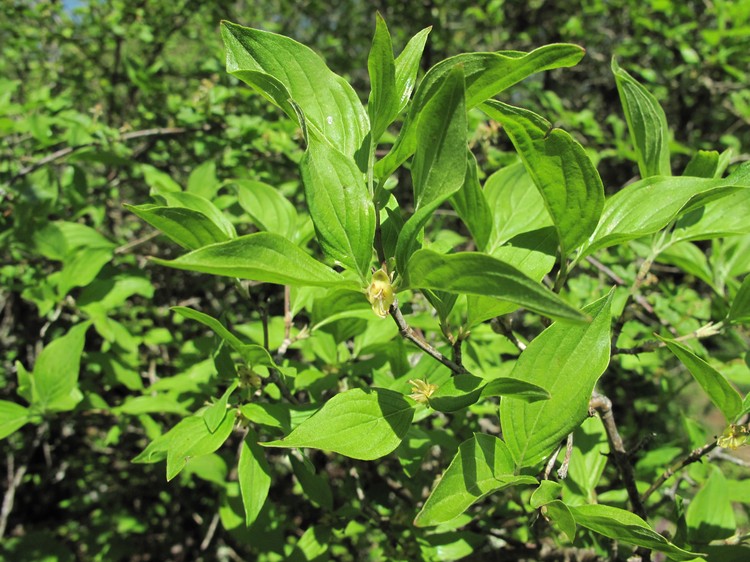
[262,388,414,460]
[32,322,90,412]
[234,180,297,240]
[412,65,467,211]
[580,163,750,258]
[484,162,552,252]
[33,220,114,261]
[569,504,704,561]
[141,163,181,194]
[187,160,219,199]
[167,413,235,481]
[501,292,612,468]
[530,480,563,508]
[466,228,558,326]
[160,191,236,240]
[413,434,537,527]
[542,500,577,543]
[221,21,368,158]
[125,204,230,250]
[203,381,238,433]
[376,44,585,179]
[671,190,750,244]
[450,152,492,251]
[173,306,276,368]
[57,246,113,297]
[481,378,550,402]
[0,400,30,440]
[683,150,721,178]
[114,395,189,416]
[395,198,444,283]
[481,100,604,255]
[428,374,485,412]
[289,454,333,510]
[393,27,431,115]
[238,427,272,526]
[658,336,742,422]
[300,138,375,279]
[367,13,397,143]
[612,58,671,178]
[729,274,750,324]
[686,466,736,544]
[151,232,351,288]
[406,249,587,323]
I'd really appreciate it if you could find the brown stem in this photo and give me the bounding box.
[640,440,718,503]
[589,393,648,521]
[389,302,466,374]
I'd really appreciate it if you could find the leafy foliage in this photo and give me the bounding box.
[1,2,749,562]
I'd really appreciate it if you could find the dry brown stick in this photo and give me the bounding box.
[389,302,466,374]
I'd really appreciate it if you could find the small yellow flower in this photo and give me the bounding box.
[717,424,749,450]
[408,379,438,405]
[366,267,395,318]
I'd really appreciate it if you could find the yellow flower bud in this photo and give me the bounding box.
[366,267,395,318]
[408,378,438,405]
[718,423,749,450]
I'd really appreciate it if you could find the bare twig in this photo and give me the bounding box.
[557,433,574,480]
[544,442,564,480]
[0,424,46,539]
[640,440,718,503]
[114,230,160,255]
[490,317,526,352]
[586,256,654,314]
[389,302,466,374]
[199,512,221,551]
[589,393,648,521]
[613,322,722,356]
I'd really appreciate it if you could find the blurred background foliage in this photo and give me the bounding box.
[1,1,748,561]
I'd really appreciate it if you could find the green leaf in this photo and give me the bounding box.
[501,292,612,468]
[221,21,368,158]
[57,246,113,297]
[671,189,750,244]
[683,150,721,178]
[569,504,704,561]
[203,381,238,433]
[187,160,219,199]
[151,232,351,288]
[484,162,552,252]
[427,374,485,412]
[481,100,604,255]
[581,163,750,258]
[567,415,610,502]
[729,274,750,324]
[367,13,397,143]
[686,466,736,544]
[658,336,742,422]
[289,454,333,510]
[376,44,584,180]
[530,480,563,508]
[162,413,235,481]
[411,65,467,211]
[413,434,537,527]
[542,501,577,543]
[393,27,431,116]
[172,306,276,368]
[32,322,90,412]
[238,427,272,526]
[234,180,297,240]
[481,378,550,402]
[612,58,671,178]
[160,191,236,240]
[394,198,444,283]
[300,139,375,279]
[0,400,30,440]
[262,388,414,460]
[450,152,492,251]
[126,204,230,250]
[406,249,587,323]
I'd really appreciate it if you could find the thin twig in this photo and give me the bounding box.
[589,393,648,521]
[389,302,466,374]
[613,322,722,356]
[114,230,161,255]
[0,424,46,539]
[557,433,574,480]
[586,256,655,314]
[199,512,220,551]
[640,440,718,503]
[544,442,563,480]
[490,317,526,352]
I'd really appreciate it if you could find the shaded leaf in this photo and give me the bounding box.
[239,427,272,526]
